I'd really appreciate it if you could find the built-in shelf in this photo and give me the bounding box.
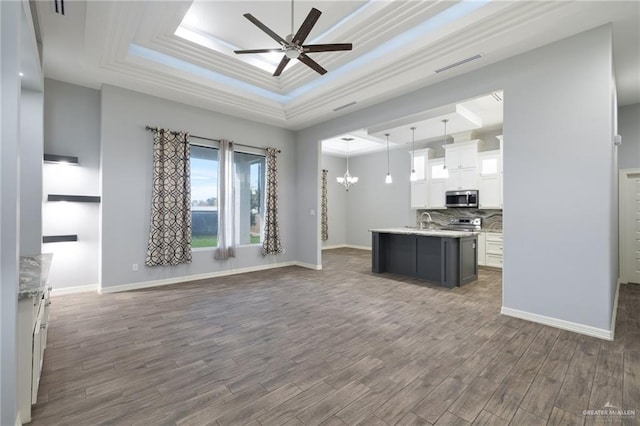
[42,235,78,243]
[44,154,79,165]
[47,194,101,203]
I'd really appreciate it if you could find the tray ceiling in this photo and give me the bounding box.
[37,1,639,130]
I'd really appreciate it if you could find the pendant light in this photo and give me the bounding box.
[336,137,359,191]
[441,119,449,169]
[409,127,417,181]
[384,133,392,184]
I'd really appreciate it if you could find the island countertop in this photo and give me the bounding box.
[369,228,478,238]
[19,254,53,300]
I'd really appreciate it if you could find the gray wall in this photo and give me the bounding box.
[1,2,23,423]
[296,25,618,333]
[20,90,43,256]
[320,154,347,248]
[43,79,101,289]
[618,103,640,170]
[344,147,415,247]
[100,85,297,288]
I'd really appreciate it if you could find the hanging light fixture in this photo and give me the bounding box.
[409,127,417,181]
[336,137,359,191]
[385,133,392,184]
[441,119,449,169]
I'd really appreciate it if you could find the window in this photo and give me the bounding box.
[431,163,449,180]
[189,144,266,249]
[190,145,218,248]
[480,157,499,175]
[234,151,265,245]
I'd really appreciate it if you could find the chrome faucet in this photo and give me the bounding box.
[419,212,433,230]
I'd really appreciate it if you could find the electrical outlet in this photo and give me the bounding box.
[310,209,316,216]
[132,263,138,272]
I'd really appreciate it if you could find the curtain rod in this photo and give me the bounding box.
[144,126,280,153]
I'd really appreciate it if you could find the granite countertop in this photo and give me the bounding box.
[19,254,53,300]
[369,228,478,238]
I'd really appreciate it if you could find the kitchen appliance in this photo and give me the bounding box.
[445,190,479,208]
[444,217,482,232]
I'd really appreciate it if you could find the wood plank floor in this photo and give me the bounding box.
[31,248,640,425]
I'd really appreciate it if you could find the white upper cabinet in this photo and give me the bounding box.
[478,142,503,209]
[409,148,433,209]
[427,158,447,209]
[445,141,479,170]
[445,140,481,190]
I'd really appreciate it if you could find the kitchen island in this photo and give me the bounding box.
[370,228,478,288]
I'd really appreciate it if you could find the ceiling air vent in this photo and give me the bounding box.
[53,0,65,15]
[333,101,357,112]
[435,54,482,74]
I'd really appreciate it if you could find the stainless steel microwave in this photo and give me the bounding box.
[445,190,479,208]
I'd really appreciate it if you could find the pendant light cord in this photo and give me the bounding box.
[411,127,416,172]
[385,133,390,174]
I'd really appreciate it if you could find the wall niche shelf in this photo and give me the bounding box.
[44,154,79,165]
[48,194,101,203]
[43,235,78,243]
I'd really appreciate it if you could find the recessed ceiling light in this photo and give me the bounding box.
[19,72,24,77]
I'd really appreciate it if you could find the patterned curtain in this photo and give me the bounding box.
[321,169,329,241]
[145,129,192,266]
[214,140,237,260]
[262,148,284,255]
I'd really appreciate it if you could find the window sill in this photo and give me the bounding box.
[191,243,262,252]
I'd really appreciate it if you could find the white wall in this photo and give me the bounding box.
[320,154,347,248]
[20,90,43,256]
[42,79,101,290]
[296,25,618,334]
[618,103,640,170]
[100,85,297,288]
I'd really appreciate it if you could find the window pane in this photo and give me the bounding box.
[431,163,448,179]
[481,158,498,175]
[234,151,265,245]
[190,145,218,248]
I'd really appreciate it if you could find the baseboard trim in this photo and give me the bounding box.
[501,306,613,341]
[345,245,372,251]
[610,278,621,339]
[99,261,298,294]
[51,284,99,296]
[322,244,347,250]
[293,261,323,270]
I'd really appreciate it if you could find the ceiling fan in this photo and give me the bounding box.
[234,0,353,76]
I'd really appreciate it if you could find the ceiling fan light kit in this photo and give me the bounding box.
[234,1,352,77]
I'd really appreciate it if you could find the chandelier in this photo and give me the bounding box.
[336,137,358,191]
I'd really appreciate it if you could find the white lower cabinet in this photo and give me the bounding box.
[18,285,51,423]
[477,232,486,266]
[485,232,503,269]
[478,232,503,269]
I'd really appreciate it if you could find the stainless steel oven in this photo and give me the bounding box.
[445,190,479,208]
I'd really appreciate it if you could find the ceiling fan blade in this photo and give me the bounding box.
[234,48,283,54]
[298,53,327,75]
[243,13,286,45]
[273,56,290,77]
[292,8,322,45]
[302,43,353,53]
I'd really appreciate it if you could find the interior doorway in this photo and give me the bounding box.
[620,169,640,285]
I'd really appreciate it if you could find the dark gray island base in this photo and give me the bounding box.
[371,229,478,288]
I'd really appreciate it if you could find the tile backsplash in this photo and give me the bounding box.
[416,209,502,230]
